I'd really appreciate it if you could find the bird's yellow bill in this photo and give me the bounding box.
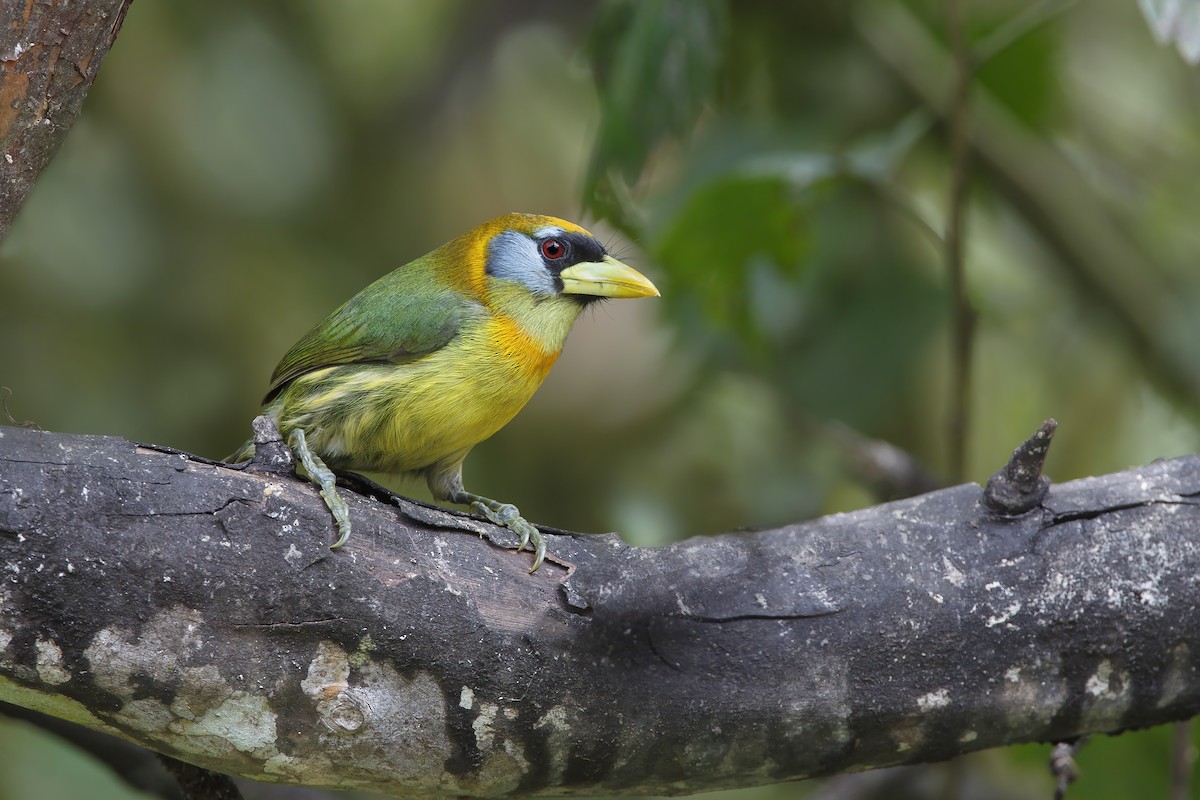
[560,255,660,299]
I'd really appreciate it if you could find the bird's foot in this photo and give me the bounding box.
[458,494,545,572]
[287,428,352,549]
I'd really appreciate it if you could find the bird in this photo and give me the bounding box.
[229,213,660,572]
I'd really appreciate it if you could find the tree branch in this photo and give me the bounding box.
[0,0,132,240]
[2,424,1199,796]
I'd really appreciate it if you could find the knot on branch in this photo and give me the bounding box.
[984,418,1056,515]
[246,414,294,474]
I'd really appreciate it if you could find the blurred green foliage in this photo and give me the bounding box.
[587,0,726,179]
[0,715,158,800]
[3,0,1200,798]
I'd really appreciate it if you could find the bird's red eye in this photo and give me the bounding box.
[540,238,565,260]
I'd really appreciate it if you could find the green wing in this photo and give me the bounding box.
[264,258,481,402]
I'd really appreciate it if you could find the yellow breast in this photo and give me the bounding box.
[269,313,562,475]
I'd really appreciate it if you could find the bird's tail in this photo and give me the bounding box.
[225,439,255,464]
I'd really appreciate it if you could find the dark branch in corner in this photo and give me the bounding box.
[0,0,133,241]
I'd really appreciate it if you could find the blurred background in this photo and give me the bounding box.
[3,0,1200,798]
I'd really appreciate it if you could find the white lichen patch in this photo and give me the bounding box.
[890,719,925,754]
[171,665,232,720]
[0,588,13,658]
[674,592,693,615]
[917,689,951,711]
[124,697,179,733]
[34,638,71,685]
[1085,660,1115,699]
[473,701,499,750]
[171,691,278,757]
[283,543,303,566]
[469,736,529,795]
[959,730,978,743]
[1080,659,1133,730]
[81,606,263,761]
[999,654,1068,729]
[85,606,208,696]
[533,704,573,784]
[1135,580,1167,608]
[459,685,475,710]
[265,662,455,793]
[84,627,135,694]
[985,601,1022,628]
[942,556,965,587]
[1157,643,1194,708]
[302,641,350,699]
[262,752,299,778]
[51,605,488,795]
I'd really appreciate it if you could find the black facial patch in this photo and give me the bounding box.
[539,232,606,273]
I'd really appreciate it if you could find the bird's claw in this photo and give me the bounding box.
[471,500,545,572]
[512,518,545,573]
[326,497,352,549]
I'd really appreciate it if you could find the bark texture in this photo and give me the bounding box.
[1,426,1199,796]
[0,0,132,239]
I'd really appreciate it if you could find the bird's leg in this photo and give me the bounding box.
[428,464,546,572]
[287,428,352,549]
[450,490,546,573]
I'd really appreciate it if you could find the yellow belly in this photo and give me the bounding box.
[268,318,559,474]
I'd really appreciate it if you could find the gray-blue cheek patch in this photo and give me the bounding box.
[486,229,559,296]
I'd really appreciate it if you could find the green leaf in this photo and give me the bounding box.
[652,174,816,346]
[973,6,1063,129]
[585,0,728,209]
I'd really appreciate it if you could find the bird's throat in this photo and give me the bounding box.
[485,281,584,359]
